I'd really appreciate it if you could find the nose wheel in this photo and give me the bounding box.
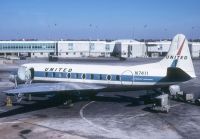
[15,93,24,103]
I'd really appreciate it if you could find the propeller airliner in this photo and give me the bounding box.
[4,34,196,102]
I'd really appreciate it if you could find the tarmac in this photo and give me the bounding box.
[0,57,200,139]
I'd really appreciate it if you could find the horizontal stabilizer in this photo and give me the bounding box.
[162,67,192,82]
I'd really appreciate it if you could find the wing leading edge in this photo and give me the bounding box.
[4,82,106,95]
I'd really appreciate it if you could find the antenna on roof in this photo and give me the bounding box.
[131,26,135,40]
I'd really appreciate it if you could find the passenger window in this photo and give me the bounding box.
[67,73,71,78]
[100,74,102,80]
[107,75,111,80]
[116,75,120,81]
[91,74,94,79]
[82,74,86,79]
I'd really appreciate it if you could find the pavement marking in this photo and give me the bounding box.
[0,116,34,126]
[0,121,20,125]
[170,103,185,108]
[119,103,185,121]
[121,112,149,121]
[108,119,124,124]
[79,101,110,133]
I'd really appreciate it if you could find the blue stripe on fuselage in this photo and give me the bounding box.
[34,71,164,83]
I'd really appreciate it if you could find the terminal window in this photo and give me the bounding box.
[105,44,110,51]
[89,43,95,50]
[68,43,74,50]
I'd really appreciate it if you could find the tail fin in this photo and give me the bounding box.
[160,34,196,78]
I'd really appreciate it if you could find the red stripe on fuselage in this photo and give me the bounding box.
[177,39,185,55]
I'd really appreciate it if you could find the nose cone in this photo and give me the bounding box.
[17,66,26,81]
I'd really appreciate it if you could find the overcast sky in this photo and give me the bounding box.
[0,0,200,40]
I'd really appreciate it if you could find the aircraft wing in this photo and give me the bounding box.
[3,82,106,95]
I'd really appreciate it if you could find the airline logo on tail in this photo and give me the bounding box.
[168,38,186,67]
[176,38,185,55]
[166,55,187,60]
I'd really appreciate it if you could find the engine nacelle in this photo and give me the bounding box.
[17,66,34,82]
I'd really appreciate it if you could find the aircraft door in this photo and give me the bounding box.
[121,70,134,86]
[128,45,132,58]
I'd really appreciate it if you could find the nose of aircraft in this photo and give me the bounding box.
[17,66,32,82]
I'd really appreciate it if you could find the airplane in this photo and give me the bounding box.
[4,34,196,103]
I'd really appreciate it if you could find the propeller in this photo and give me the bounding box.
[9,74,18,88]
[14,75,18,88]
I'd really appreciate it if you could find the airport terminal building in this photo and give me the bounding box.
[0,40,146,59]
[0,41,115,58]
[147,41,200,58]
[0,41,56,58]
[0,40,200,59]
[57,41,115,58]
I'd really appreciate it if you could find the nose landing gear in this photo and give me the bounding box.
[16,93,24,103]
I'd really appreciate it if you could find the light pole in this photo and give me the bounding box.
[191,26,194,42]
[131,26,135,40]
[88,24,92,57]
[95,25,99,41]
[144,24,148,57]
